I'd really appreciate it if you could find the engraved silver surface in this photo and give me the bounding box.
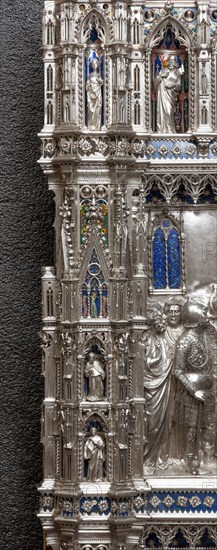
[38,1,217,548]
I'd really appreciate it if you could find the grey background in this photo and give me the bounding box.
[0,1,54,548]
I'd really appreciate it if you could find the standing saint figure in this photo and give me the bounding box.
[90,290,98,318]
[159,298,185,468]
[84,427,105,481]
[84,352,105,401]
[154,56,184,133]
[86,59,103,130]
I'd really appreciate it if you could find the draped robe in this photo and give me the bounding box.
[144,335,171,469]
[155,67,182,133]
[84,434,105,481]
[86,71,103,130]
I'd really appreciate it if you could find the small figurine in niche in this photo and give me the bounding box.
[101,289,108,318]
[82,292,88,318]
[86,59,103,130]
[84,352,105,401]
[154,56,184,133]
[84,427,105,481]
[90,289,98,318]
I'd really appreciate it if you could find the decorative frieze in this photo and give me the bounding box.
[41,490,217,518]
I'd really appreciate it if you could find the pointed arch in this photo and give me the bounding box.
[79,9,110,44]
[80,232,110,282]
[47,65,53,92]
[133,19,140,44]
[64,14,69,42]
[79,234,110,320]
[81,248,108,319]
[47,19,54,45]
[134,65,140,92]
[134,102,141,125]
[84,411,108,431]
[148,15,191,49]
[83,335,106,355]
[47,101,53,124]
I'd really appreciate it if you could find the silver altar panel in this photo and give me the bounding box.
[38,1,217,548]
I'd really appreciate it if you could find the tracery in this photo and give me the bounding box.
[39,1,217,548]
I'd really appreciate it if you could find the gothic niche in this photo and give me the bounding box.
[82,249,108,319]
[84,415,107,481]
[83,341,106,401]
[115,333,129,402]
[83,14,105,130]
[151,23,189,133]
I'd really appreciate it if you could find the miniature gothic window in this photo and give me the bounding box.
[133,20,140,44]
[47,101,53,124]
[118,17,124,41]
[134,102,141,125]
[151,24,189,133]
[64,15,69,42]
[83,15,105,130]
[66,380,72,400]
[47,65,53,92]
[169,528,190,548]
[47,20,54,45]
[66,451,72,480]
[145,533,162,549]
[202,104,208,124]
[47,286,54,316]
[134,65,140,92]
[82,249,108,318]
[151,218,182,291]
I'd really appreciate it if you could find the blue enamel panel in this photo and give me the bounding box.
[168,228,181,288]
[153,228,166,289]
[59,489,217,519]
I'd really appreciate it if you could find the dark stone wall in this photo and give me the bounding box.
[0,2,54,548]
